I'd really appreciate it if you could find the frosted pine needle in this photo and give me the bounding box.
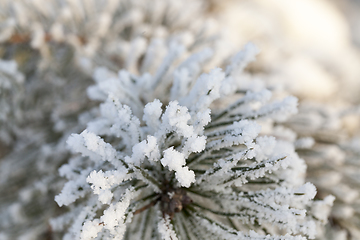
[53,42,329,239]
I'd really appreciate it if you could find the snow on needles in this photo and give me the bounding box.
[53,41,332,239]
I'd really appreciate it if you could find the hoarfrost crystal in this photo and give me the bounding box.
[53,42,330,239]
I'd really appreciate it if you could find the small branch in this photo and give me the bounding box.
[5,32,87,45]
[133,197,160,215]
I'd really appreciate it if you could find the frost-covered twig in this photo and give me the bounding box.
[53,41,329,240]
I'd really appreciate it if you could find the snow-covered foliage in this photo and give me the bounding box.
[2,0,360,239]
[212,1,360,238]
[0,0,215,63]
[52,41,330,240]
[284,103,360,240]
[0,60,24,145]
[0,0,218,239]
[0,38,93,239]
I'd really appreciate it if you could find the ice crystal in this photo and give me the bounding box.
[1,1,350,239]
[0,1,218,238]
[213,1,360,238]
[53,42,326,240]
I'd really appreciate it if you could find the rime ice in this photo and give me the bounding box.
[53,41,332,240]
